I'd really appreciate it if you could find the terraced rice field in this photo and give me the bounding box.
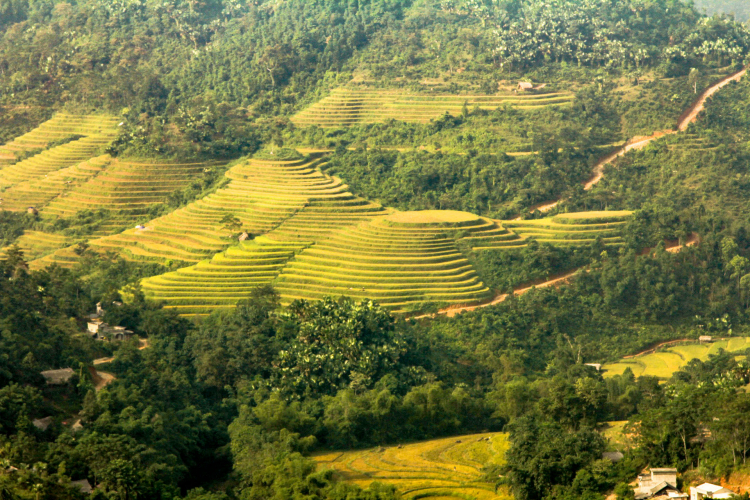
[602,337,750,379]
[0,231,72,262]
[19,146,630,314]
[274,211,503,312]
[313,433,511,500]
[140,237,308,315]
[503,211,632,247]
[292,87,574,128]
[0,113,118,169]
[38,155,389,270]
[41,159,220,228]
[139,206,629,315]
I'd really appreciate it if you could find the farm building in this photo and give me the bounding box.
[635,468,686,500]
[517,82,548,92]
[585,363,602,371]
[86,303,135,341]
[689,484,735,500]
[699,336,713,343]
[88,319,135,341]
[40,368,75,385]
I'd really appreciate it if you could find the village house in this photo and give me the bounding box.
[689,483,735,500]
[517,82,534,91]
[635,468,687,500]
[86,302,135,341]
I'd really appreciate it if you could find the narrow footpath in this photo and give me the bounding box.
[90,338,151,389]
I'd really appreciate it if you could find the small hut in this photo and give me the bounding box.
[699,335,713,344]
[27,206,38,215]
[518,82,534,91]
[238,231,250,242]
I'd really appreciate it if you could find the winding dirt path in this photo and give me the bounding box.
[532,68,748,214]
[92,338,150,366]
[413,269,580,319]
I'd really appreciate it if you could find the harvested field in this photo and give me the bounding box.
[292,88,574,128]
[313,433,511,500]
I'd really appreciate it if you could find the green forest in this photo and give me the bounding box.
[3,0,750,499]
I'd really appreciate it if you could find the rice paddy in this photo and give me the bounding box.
[0,113,118,169]
[1,129,629,314]
[0,113,118,191]
[36,154,390,270]
[502,212,631,247]
[313,433,512,500]
[0,231,72,262]
[138,204,629,315]
[602,337,750,379]
[292,87,574,128]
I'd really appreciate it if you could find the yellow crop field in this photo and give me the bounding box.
[602,337,750,379]
[313,433,512,500]
[0,113,118,191]
[292,87,574,128]
[20,145,631,314]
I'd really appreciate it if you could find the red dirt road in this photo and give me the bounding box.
[532,68,748,213]
[413,269,580,319]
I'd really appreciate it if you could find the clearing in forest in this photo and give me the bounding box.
[602,337,750,379]
[292,87,573,128]
[313,432,512,500]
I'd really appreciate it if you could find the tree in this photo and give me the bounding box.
[220,213,242,233]
[504,415,606,500]
[275,298,405,396]
[728,255,749,293]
